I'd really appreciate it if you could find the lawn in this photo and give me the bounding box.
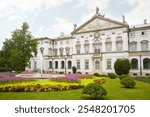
[0,77,150,100]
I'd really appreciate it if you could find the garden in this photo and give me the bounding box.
[0,72,150,100]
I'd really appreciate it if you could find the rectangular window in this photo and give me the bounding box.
[34,61,37,69]
[106,43,112,52]
[49,61,52,69]
[28,61,31,68]
[95,61,100,70]
[141,31,146,36]
[107,59,111,69]
[76,47,80,54]
[85,46,89,54]
[116,43,123,52]
[77,60,80,69]
[85,60,89,69]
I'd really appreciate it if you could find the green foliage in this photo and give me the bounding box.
[118,74,130,80]
[0,84,84,92]
[0,22,38,71]
[114,59,131,75]
[93,73,100,77]
[120,77,136,88]
[77,72,82,74]
[82,83,107,99]
[107,73,117,79]
[72,66,77,74]
[59,72,64,74]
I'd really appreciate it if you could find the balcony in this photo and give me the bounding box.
[92,53,102,58]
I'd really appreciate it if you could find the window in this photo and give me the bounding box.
[81,36,84,38]
[131,59,138,69]
[66,47,70,55]
[93,40,101,54]
[60,41,63,45]
[40,47,44,56]
[28,61,31,68]
[61,61,65,69]
[116,43,123,52]
[68,61,72,69]
[76,41,81,54]
[49,48,53,56]
[130,32,135,37]
[141,31,146,36]
[130,42,137,51]
[49,61,52,69]
[106,59,111,69]
[106,43,112,52]
[55,61,58,69]
[85,60,89,69]
[95,60,100,70]
[141,40,148,51]
[54,49,57,56]
[34,61,37,69]
[143,58,150,69]
[77,60,80,69]
[59,48,64,56]
[84,40,90,54]
[66,40,69,44]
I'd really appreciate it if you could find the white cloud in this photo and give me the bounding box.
[0,0,72,17]
[51,17,73,37]
[74,0,111,24]
[8,15,22,21]
[122,0,150,25]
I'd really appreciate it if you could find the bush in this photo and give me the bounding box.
[59,72,64,74]
[77,72,82,74]
[107,73,117,79]
[72,66,77,74]
[93,73,100,77]
[82,83,107,99]
[114,59,131,75]
[118,74,130,80]
[120,77,136,88]
[0,67,11,72]
[94,78,105,84]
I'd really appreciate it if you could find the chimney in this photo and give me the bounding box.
[144,19,147,24]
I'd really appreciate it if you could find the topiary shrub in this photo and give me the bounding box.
[93,73,100,77]
[72,66,77,74]
[107,73,117,79]
[120,77,136,88]
[114,59,131,75]
[82,83,107,99]
[118,74,130,80]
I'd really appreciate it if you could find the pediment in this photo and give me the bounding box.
[73,15,128,34]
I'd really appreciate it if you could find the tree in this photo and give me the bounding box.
[114,59,131,75]
[1,22,38,71]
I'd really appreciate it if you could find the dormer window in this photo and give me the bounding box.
[141,31,146,36]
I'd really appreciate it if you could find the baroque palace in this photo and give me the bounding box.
[27,7,150,76]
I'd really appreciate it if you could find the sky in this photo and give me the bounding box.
[0,0,150,49]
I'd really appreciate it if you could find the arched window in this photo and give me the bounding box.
[131,59,138,69]
[61,61,65,69]
[55,61,58,69]
[143,58,150,69]
[40,47,44,56]
[68,61,72,69]
[49,61,52,69]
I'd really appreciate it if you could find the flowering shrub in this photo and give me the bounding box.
[0,84,84,92]
[94,78,106,84]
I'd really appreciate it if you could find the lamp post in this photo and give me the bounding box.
[52,56,54,74]
[139,55,142,76]
[40,54,43,77]
[65,56,67,74]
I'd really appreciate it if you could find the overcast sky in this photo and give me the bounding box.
[0,0,150,49]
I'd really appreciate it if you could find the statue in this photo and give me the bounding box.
[96,6,99,15]
[122,14,126,23]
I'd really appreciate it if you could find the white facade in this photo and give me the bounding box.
[28,10,150,76]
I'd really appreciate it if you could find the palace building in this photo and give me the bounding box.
[27,7,150,76]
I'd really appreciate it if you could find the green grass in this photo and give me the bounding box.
[0,77,150,100]
[133,77,150,84]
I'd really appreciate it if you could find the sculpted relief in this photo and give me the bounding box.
[77,18,121,33]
